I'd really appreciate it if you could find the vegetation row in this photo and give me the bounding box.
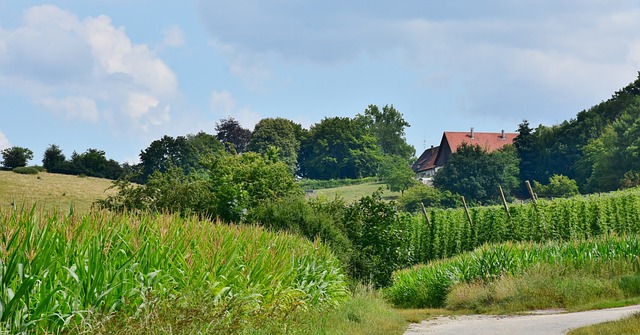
[387,235,640,308]
[0,207,348,334]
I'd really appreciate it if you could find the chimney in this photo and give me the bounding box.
[501,129,505,140]
[470,127,475,139]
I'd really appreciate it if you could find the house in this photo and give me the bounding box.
[413,127,518,179]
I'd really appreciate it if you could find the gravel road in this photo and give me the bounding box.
[404,305,640,335]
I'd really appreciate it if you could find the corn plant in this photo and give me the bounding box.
[0,206,348,334]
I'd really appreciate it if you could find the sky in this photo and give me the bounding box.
[1,1,640,165]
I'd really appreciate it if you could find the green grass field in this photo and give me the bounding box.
[0,170,117,212]
[309,181,401,203]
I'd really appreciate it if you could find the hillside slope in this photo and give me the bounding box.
[0,171,116,212]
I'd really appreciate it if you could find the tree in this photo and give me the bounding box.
[378,155,417,194]
[433,143,520,204]
[137,133,224,183]
[215,117,252,153]
[299,117,382,179]
[42,144,66,172]
[577,97,640,192]
[69,148,123,179]
[1,146,34,169]
[247,118,303,172]
[533,174,580,198]
[359,104,415,161]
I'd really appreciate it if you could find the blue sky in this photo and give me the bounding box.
[1,1,639,165]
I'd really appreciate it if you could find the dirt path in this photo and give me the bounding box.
[404,305,640,335]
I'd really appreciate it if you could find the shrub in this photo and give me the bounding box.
[534,174,580,198]
[397,184,461,212]
[12,166,39,175]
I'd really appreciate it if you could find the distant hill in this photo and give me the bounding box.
[0,171,117,213]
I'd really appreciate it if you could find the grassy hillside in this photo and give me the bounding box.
[310,181,401,203]
[0,170,116,212]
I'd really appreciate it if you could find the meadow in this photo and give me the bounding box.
[0,171,116,212]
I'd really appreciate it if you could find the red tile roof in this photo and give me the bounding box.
[443,131,517,153]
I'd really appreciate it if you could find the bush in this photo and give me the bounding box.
[12,167,39,175]
[534,174,580,198]
[30,165,46,172]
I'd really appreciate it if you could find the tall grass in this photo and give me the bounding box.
[387,235,640,308]
[0,206,348,334]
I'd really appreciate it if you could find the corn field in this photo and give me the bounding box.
[0,207,348,334]
[387,235,640,308]
[407,188,640,264]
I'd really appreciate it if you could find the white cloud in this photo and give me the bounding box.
[36,96,100,122]
[210,90,261,129]
[0,5,178,132]
[0,130,9,151]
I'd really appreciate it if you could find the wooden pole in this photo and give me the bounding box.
[525,180,537,206]
[420,202,431,226]
[461,196,473,227]
[499,185,511,219]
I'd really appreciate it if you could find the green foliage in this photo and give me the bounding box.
[99,151,299,223]
[343,192,414,287]
[578,97,640,192]
[215,116,252,153]
[378,155,418,194]
[534,174,580,198]
[397,184,461,212]
[1,146,33,169]
[387,235,640,308]
[433,143,520,204]
[248,195,352,265]
[42,144,65,172]
[247,117,305,172]
[0,207,348,334]
[137,132,224,183]
[517,73,640,191]
[12,166,39,175]
[299,116,383,179]
[297,177,377,190]
[359,104,415,161]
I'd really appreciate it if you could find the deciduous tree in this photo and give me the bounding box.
[1,146,33,169]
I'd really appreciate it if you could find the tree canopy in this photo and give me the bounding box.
[215,117,252,153]
[299,116,382,179]
[360,104,415,161]
[433,143,519,204]
[1,146,34,169]
[247,117,304,172]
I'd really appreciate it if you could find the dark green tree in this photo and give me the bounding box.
[247,118,303,172]
[1,146,34,169]
[433,143,520,204]
[69,148,123,179]
[215,116,252,153]
[137,132,223,183]
[360,104,415,161]
[42,144,66,172]
[299,117,382,179]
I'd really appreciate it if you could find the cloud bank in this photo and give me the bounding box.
[0,5,178,132]
[198,0,640,121]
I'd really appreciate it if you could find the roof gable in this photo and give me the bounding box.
[412,146,439,172]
